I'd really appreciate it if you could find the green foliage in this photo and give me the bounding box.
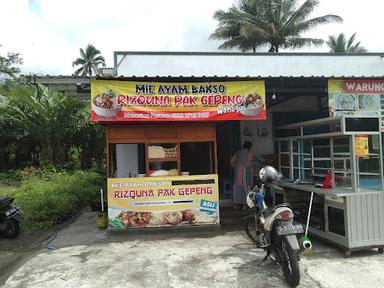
[210,0,343,52]
[72,44,106,77]
[0,170,22,186]
[0,44,23,79]
[0,46,106,171]
[0,83,105,169]
[0,169,104,233]
[327,33,367,53]
[72,105,106,170]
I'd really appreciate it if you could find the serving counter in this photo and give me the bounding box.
[105,122,220,230]
[107,174,220,229]
[280,182,380,197]
[275,116,384,256]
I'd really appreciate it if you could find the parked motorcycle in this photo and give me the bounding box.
[244,166,304,287]
[0,195,23,238]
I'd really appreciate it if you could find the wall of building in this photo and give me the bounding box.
[240,95,321,156]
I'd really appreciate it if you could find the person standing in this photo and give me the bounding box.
[230,141,254,210]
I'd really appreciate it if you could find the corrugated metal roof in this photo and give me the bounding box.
[96,75,384,81]
[115,52,384,78]
[29,75,384,82]
[26,75,92,79]
[114,51,384,57]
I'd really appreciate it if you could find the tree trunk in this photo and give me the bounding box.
[32,151,39,168]
[40,143,53,164]
[53,144,66,166]
[14,149,21,168]
[0,150,9,169]
[96,139,105,171]
[80,147,92,170]
[0,151,3,169]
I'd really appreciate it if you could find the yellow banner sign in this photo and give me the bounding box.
[91,80,266,122]
[355,135,369,157]
[107,174,219,229]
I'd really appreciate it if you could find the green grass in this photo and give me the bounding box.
[0,169,104,233]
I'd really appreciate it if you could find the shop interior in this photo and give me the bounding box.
[217,77,330,199]
[107,122,217,179]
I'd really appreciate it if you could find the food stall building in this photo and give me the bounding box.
[93,52,384,254]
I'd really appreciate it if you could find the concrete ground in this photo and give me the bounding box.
[1,209,384,288]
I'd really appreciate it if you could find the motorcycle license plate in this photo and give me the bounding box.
[276,224,304,236]
[5,206,21,218]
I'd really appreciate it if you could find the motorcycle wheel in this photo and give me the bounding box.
[244,215,258,244]
[281,238,300,287]
[0,218,20,239]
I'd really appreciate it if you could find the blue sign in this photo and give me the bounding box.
[199,199,217,215]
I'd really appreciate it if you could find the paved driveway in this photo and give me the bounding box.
[2,211,384,288]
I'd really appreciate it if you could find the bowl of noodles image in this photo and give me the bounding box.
[239,93,264,117]
[93,90,121,118]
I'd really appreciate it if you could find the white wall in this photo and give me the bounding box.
[116,144,138,178]
[240,95,320,156]
[115,52,384,77]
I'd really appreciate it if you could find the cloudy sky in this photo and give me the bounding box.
[0,0,383,75]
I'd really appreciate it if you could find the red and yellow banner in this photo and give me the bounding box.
[91,80,266,122]
[107,175,220,229]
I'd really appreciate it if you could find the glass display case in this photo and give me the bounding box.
[276,116,383,192]
[147,143,179,176]
[313,138,331,179]
[274,116,384,255]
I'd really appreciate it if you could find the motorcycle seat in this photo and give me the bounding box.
[274,203,293,210]
[264,203,293,217]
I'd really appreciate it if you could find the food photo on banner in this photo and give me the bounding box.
[91,80,266,122]
[107,175,220,229]
[328,79,384,129]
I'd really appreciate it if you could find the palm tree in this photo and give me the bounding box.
[72,44,106,77]
[210,0,343,52]
[327,33,367,53]
[210,0,265,52]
